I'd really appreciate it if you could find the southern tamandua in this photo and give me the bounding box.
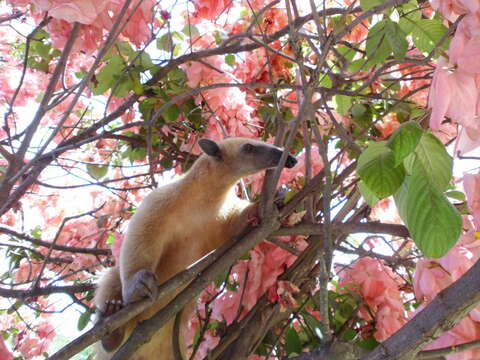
[94,137,297,359]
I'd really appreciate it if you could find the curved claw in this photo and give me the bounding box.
[123,269,159,304]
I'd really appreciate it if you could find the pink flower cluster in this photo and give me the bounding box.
[338,257,408,341]
[185,238,305,359]
[0,338,13,360]
[182,54,262,151]
[463,173,480,228]
[412,174,480,359]
[414,224,480,359]
[192,0,233,21]
[428,0,480,155]
[8,0,156,53]
[0,301,56,359]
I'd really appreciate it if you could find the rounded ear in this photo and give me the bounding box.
[198,139,221,158]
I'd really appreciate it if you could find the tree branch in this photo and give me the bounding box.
[0,283,94,298]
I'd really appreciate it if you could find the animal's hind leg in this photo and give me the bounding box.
[94,266,126,352]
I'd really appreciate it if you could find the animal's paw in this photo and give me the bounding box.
[98,299,125,352]
[103,299,123,317]
[123,269,158,304]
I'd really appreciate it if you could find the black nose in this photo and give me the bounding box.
[285,154,297,168]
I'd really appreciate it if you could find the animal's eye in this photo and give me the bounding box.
[243,143,255,153]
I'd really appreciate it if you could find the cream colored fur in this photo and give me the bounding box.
[93,138,284,360]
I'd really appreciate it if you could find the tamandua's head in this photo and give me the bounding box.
[198,138,297,178]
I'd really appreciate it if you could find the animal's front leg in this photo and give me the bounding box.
[123,268,159,304]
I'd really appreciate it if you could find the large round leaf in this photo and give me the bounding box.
[404,133,453,191]
[405,173,462,258]
[387,121,423,166]
[411,19,448,54]
[385,20,408,60]
[366,20,392,65]
[357,142,406,198]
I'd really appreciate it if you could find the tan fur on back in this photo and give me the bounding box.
[93,138,276,360]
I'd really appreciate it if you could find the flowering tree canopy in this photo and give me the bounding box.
[1,0,480,359]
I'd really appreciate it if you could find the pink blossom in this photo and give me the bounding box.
[463,174,480,228]
[375,113,401,139]
[186,240,300,354]
[429,58,477,131]
[413,228,480,359]
[430,0,476,21]
[192,0,233,21]
[370,197,402,224]
[32,0,108,24]
[14,259,42,283]
[280,146,324,185]
[213,241,298,317]
[338,257,407,341]
[0,338,13,360]
[414,259,454,302]
[181,56,262,156]
[425,315,480,359]
[117,0,154,46]
[16,321,55,358]
[428,11,480,153]
[28,0,155,53]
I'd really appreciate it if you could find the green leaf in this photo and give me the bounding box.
[157,33,174,52]
[397,0,422,34]
[112,76,133,98]
[167,68,187,83]
[137,52,154,69]
[35,42,51,59]
[318,74,333,88]
[357,142,406,198]
[405,133,453,191]
[86,164,108,180]
[358,336,380,350]
[351,104,367,119]
[7,300,23,314]
[285,326,302,356]
[358,180,380,207]
[394,178,409,226]
[366,20,392,65]
[92,56,124,95]
[411,19,448,54]
[403,173,462,257]
[343,328,358,341]
[360,0,383,11]
[182,24,200,37]
[255,343,268,356]
[132,76,144,95]
[333,94,352,116]
[387,121,423,166]
[162,104,180,123]
[445,190,466,201]
[302,311,322,337]
[32,29,48,41]
[225,54,235,67]
[77,310,92,331]
[106,233,116,245]
[124,147,147,162]
[30,227,42,240]
[384,20,408,60]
